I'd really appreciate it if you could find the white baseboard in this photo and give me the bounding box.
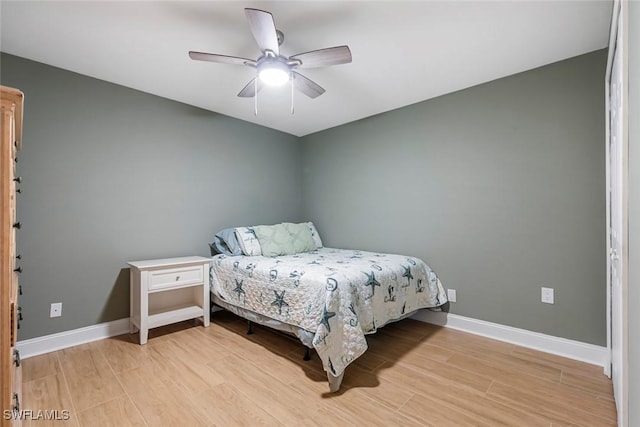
[17,311,610,375]
[412,310,609,372]
[16,318,131,359]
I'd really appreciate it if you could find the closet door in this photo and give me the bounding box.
[607,1,628,426]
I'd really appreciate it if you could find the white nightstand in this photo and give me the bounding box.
[128,256,210,345]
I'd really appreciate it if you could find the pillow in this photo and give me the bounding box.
[283,222,317,253]
[253,223,316,257]
[306,222,323,248]
[253,224,291,257]
[234,227,262,256]
[209,227,243,256]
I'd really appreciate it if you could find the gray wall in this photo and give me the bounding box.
[1,49,609,348]
[1,53,302,340]
[301,50,607,346]
[629,1,639,425]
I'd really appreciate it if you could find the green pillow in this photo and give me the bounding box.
[283,222,317,253]
[253,223,317,257]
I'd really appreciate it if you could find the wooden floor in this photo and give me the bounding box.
[20,312,615,427]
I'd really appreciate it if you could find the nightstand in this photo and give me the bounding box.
[128,256,210,344]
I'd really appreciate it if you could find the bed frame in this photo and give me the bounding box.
[210,292,346,390]
[209,291,427,391]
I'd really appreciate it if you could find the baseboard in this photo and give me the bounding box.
[16,318,131,359]
[16,311,610,374]
[412,310,609,372]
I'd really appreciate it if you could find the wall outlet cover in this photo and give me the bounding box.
[50,302,62,318]
[447,289,457,303]
[541,287,554,304]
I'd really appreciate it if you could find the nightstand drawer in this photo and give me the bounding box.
[149,266,203,291]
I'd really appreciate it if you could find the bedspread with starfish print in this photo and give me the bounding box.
[210,247,447,380]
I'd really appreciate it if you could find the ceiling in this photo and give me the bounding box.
[1,1,612,137]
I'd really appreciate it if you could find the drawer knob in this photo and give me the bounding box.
[13,222,21,229]
[18,306,23,321]
[16,254,21,260]
[175,276,180,281]
[13,349,20,367]
[14,266,22,274]
[16,188,21,194]
[13,176,21,183]
[19,284,23,295]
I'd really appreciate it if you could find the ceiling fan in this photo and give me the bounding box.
[188,8,352,105]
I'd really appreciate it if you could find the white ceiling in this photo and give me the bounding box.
[1,1,612,137]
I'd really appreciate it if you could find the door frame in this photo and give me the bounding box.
[605,1,629,426]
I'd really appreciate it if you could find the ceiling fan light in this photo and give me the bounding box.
[258,62,290,86]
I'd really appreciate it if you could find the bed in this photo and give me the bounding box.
[208,223,448,392]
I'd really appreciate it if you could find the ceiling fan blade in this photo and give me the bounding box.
[293,72,325,99]
[237,78,263,98]
[245,8,279,55]
[290,46,352,69]
[189,51,256,67]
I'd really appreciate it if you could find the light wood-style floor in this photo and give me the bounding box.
[21,311,615,427]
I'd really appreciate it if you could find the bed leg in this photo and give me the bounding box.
[303,348,310,361]
[247,320,253,335]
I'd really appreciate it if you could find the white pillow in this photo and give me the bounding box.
[234,227,262,256]
[307,222,323,248]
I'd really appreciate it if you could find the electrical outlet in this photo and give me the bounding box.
[50,302,62,318]
[447,289,457,303]
[541,287,554,304]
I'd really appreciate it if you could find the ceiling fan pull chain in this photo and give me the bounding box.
[290,74,295,115]
[254,78,258,116]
